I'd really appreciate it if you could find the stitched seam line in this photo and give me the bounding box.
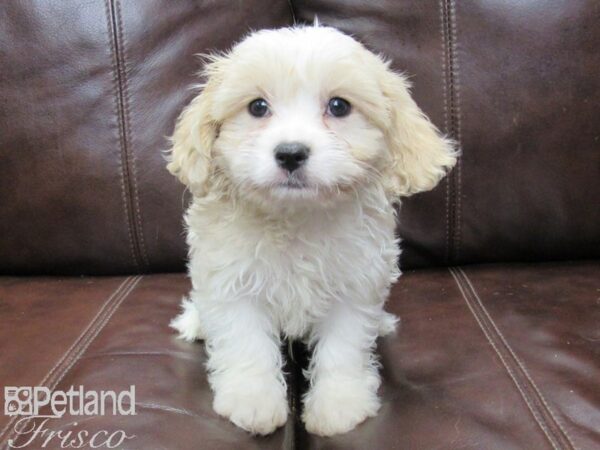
[104,0,138,271]
[0,276,142,449]
[449,0,462,261]
[2,276,142,450]
[448,0,462,261]
[440,0,462,264]
[105,0,145,272]
[449,268,559,449]
[439,0,452,265]
[44,276,142,391]
[458,269,578,449]
[449,268,577,450]
[114,0,149,270]
[0,277,132,443]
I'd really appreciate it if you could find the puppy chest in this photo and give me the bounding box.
[257,230,398,334]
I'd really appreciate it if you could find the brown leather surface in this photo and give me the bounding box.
[0,276,127,431]
[2,1,599,274]
[0,1,136,275]
[1,2,598,449]
[455,263,600,450]
[0,0,292,275]
[2,265,598,449]
[303,263,600,449]
[452,1,600,266]
[0,274,289,449]
[293,0,600,268]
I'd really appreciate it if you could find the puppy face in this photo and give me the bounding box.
[168,26,456,205]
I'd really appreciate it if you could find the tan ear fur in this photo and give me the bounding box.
[166,58,226,196]
[380,68,457,197]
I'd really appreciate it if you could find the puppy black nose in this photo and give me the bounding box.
[274,142,310,173]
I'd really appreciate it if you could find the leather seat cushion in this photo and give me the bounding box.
[1,263,598,449]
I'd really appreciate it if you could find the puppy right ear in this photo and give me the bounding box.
[379,68,457,198]
[167,58,225,196]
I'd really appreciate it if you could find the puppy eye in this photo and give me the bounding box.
[327,97,351,117]
[248,98,270,117]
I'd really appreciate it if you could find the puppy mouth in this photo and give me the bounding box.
[276,173,309,190]
[279,179,308,189]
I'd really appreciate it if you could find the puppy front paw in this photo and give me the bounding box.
[212,376,288,435]
[170,297,205,342]
[302,374,381,436]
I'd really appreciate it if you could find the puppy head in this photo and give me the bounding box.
[167,26,456,205]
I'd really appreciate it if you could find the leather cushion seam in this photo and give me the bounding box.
[449,267,577,450]
[104,0,145,271]
[38,276,143,394]
[0,276,142,448]
[439,0,452,265]
[114,0,150,270]
[440,0,462,264]
[449,0,462,261]
[104,0,139,270]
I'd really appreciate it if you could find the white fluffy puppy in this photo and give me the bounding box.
[168,25,456,436]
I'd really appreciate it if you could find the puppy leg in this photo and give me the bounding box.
[170,297,205,342]
[303,303,381,436]
[204,299,288,435]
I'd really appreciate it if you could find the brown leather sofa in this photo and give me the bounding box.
[1,1,598,449]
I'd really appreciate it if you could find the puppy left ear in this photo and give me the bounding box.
[380,68,458,197]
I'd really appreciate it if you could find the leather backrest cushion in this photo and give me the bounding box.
[294,0,600,267]
[1,1,598,274]
[0,0,292,274]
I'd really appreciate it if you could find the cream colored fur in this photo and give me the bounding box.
[167,25,456,436]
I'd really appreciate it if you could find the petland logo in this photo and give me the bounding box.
[5,386,136,418]
[4,386,136,448]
